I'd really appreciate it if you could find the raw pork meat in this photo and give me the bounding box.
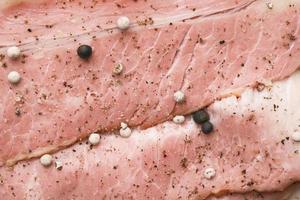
[0,0,300,199]
[208,183,300,200]
[1,70,300,199]
[0,0,300,166]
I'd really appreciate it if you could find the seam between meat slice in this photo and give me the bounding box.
[205,182,300,200]
[6,137,77,166]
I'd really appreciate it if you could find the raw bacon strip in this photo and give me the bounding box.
[1,70,300,199]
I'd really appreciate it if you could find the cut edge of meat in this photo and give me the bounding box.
[207,183,300,200]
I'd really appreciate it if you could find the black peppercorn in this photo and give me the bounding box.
[192,109,210,124]
[201,121,214,134]
[77,45,92,59]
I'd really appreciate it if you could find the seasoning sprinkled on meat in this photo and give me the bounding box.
[0,0,300,183]
[7,71,21,84]
[201,121,214,134]
[88,133,100,145]
[77,45,92,59]
[112,63,124,75]
[117,16,130,30]
[174,91,185,103]
[6,46,21,59]
[40,154,53,167]
[193,109,210,124]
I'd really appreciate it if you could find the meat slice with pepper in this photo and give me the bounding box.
[1,68,300,200]
[0,0,300,199]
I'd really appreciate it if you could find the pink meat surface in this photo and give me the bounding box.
[0,0,300,166]
[208,183,300,200]
[1,71,300,199]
